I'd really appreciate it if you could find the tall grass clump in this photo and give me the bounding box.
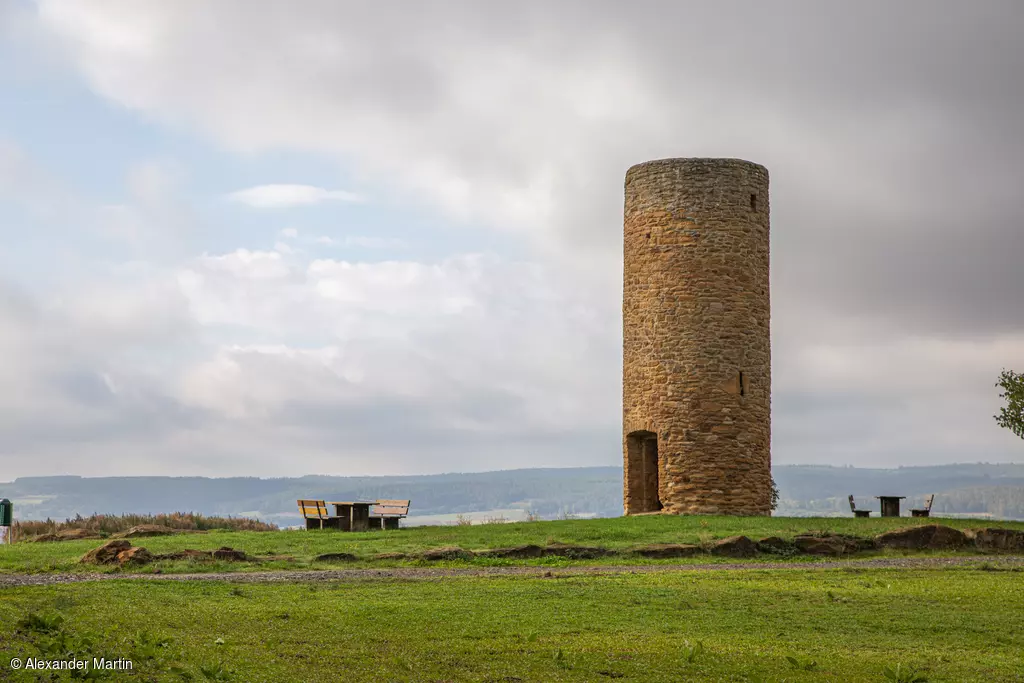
[14,512,277,537]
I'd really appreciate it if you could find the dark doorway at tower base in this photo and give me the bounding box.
[626,430,662,513]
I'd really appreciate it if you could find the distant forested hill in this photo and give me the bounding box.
[2,463,1024,525]
[772,463,1024,518]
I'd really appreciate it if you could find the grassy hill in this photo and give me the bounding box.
[5,514,1024,575]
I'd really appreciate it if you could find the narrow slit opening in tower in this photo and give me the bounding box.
[750,193,757,211]
[739,371,745,396]
[627,430,662,513]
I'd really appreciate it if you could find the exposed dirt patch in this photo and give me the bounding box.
[32,529,105,543]
[793,533,874,556]
[421,546,474,561]
[756,537,797,555]
[543,543,614,559]
[314,553,358,562]
[475,545,546,559]
[373,552,409,561]
[80,543,256,565]
[709,536,757,558]
[211,547,250,562]
[966,527,1024,552]
[115,547,154,566]
[876,525,968,550]
[155,549,215,561]
[631,544,702,559]
[80,540,132,565]
[112,525,180,539]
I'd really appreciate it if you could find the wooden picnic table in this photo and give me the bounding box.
[875,496,906,518]
[327,501,376,532]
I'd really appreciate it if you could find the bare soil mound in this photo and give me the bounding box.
[631,544,702,559]
[543,543,613,559]
[314,552,358,562]
[33,529,105,543]
[475,544,546,559]
[967,527,1024,551]
[876,525,968,550]
[421,546,474,561]
[710,536,757,558]
[112,525,180,539]
[80,540,132,565]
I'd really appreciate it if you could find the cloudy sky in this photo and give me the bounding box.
[1,0,1022,479]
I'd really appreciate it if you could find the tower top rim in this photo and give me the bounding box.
[626,157,768,177]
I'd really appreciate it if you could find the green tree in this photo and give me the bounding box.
[994,369,1024,439]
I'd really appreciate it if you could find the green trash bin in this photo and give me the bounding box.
[0,498,11,544]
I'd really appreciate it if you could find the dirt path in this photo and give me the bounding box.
[1,555,1021,588]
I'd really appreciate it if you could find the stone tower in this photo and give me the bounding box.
[623,158,771,516]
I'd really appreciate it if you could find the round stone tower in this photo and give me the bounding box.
[623,157,771,516]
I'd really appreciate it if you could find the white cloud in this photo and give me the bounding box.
[0,245,621,476]
[278,228,408,251]
[173,250,619,438]
[226,184,362,208]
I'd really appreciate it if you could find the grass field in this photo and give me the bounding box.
[3,515,1023,575]
[2,564,1023,682]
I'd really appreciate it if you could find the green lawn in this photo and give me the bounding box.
[4,515,1023,574]
[2,565,1023,681]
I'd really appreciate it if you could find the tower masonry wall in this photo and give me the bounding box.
[623,157,771,516]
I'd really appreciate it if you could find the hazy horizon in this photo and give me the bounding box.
[5,461,1024,485]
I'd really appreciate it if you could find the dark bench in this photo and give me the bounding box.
[849,495,871,518]
[370,499,411,530]
[911,494,935,518]
[297,499,340,530]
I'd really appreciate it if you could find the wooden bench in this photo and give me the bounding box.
[911,494,935,518]
[849,495,871,518]
[370,499,411,530]
[297,499,339,530]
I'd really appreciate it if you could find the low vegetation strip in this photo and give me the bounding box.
[4,516,1024,575]
[1,566,1022,681]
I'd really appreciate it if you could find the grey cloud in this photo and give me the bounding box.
[0,278,206,459]
[38,0,1021,336]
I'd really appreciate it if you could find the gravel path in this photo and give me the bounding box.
[1,555,1021,588]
